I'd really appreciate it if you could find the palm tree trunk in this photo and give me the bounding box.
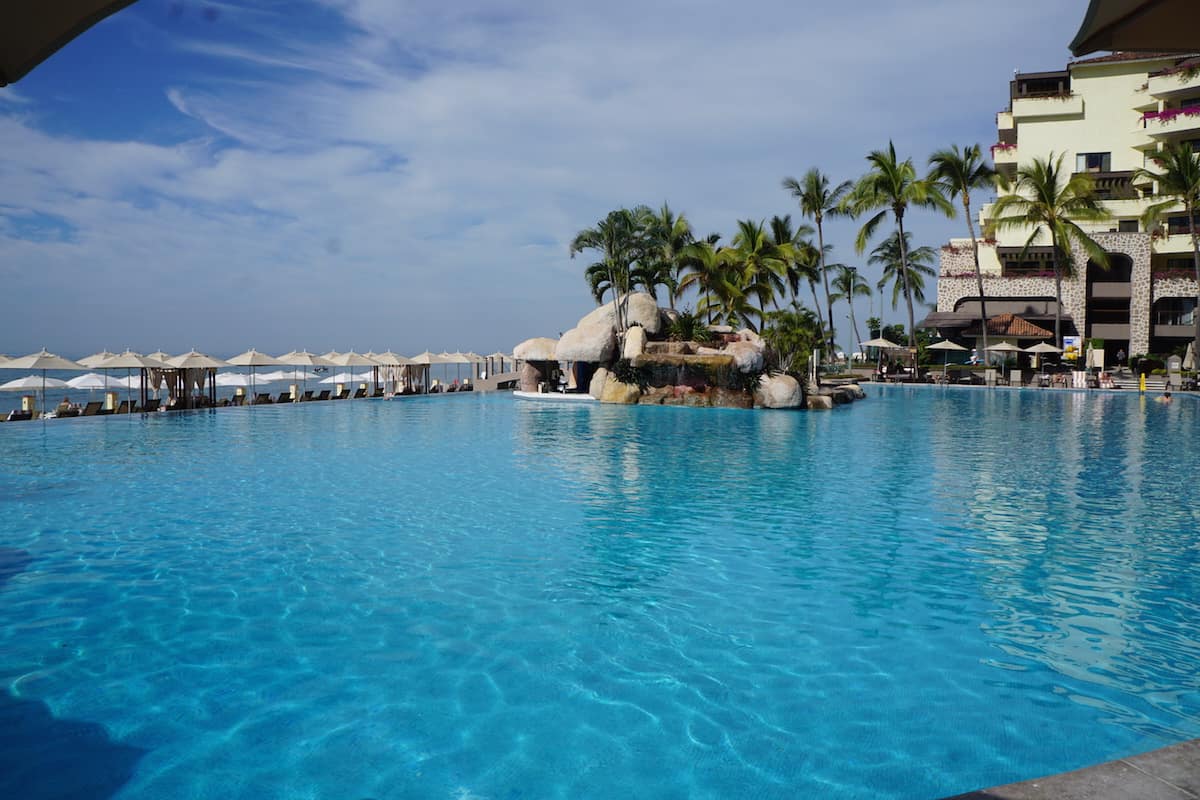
[1051,242,1063,350]
[809,282,827,343]
[964,196,990,359]
[1189,201,1200,363]
[895,212,917,378]
[817,220,837,358]
[607,263,625,333]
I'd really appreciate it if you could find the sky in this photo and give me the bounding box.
[0,0,1092,358]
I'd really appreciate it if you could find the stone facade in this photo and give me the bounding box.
[935,233,1188,356]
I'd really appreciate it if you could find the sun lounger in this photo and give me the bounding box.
[315,389,331,401]
[300,390,314,402]
[5,410,32,422]
[142,398,160,412]
[79,401,103,416]
[253,393,272,405]
[275,391,292,404]
[116,400,138,414]
[333,388,349,400]
[352,388,367,399]
[371,388,384,398]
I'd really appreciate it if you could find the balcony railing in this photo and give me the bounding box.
[1141,107,1200,136]
[1011,93,1084,119]
[990,143,1017,165]
[1076,171,1137,200]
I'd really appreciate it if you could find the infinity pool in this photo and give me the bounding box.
[1,388,1197,799]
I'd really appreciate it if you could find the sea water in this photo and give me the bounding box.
[0,388,1197,799]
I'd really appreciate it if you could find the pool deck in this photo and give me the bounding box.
[944,739,1200,799]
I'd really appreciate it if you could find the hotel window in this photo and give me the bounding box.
[1076,152,1111,173]
[1154,298,1196,326]
[1118,220,1139,232]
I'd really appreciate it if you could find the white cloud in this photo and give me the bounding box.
[0,0,1086,356]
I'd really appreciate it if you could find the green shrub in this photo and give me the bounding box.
[667,310,713,343]
[611,358,651,391]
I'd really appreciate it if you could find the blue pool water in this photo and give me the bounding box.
[1,388,1198,799]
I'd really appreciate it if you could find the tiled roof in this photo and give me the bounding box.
[983,313,1054,338]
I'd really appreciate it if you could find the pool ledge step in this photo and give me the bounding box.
[943,738,1200,800]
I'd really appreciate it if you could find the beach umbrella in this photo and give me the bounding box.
[276,350,334,399]
[1184,341,1196,371]
[369,351,415,394]
[166,351,229,408]
[860,337,903,376]
[1070,0,1199,56]
[410,351,448,393]
[226,349,283,407]
[1023,342,1063,354]
[0,349,85,419]
[66,372,111,390]
[2,375,69,416]
[319,372,370,385]
[78,350,119,368]
[97,350,172,413]
[987,341,1023,382]
[325,351,378,397]
[927,340,968,377]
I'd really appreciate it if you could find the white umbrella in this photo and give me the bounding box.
[1023,342,1063,354]
[96,351,173,413]
[67,372,112,390]
[77,350,118,368]
[165,350,229,408]
[1184,341,1196,371]
[226,349,283,406]
[987,341,1023,383]
[319,371,370,385]
[1,375,69,418]
[276,350,335,399]
[214,372,258,387]
[0,350,85,419]
[927,339,968,377]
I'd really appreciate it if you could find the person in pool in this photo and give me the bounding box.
[1156,391,1173,404]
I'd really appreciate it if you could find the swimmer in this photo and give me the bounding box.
[1156,390,1173,404]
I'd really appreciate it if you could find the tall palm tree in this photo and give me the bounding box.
[847,142,953,354]
[990,153,1111,347]
[1135,141,1200,360]
[829,264,872,355]
[783,169,853,357]
[570,208,646,332]
[678,238,730,324]
[726,219,790,330]
[930,144,1000,358]
[769,214,827,335]
[641,203,695,311]
[869,232,937,318]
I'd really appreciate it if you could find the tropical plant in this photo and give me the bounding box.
[762,305,824,374]
[846,142,953,351]
[610,358,651,392]
[930,144,1000,359]
[678,238,732,325]
[666,309,713,343]
[724,219,791,330]
[870,231,937,311]
[783,168,853,357]
[829,264,872,354]
[1135,141,1200,359]
[570,207,649,332]
[769,214,826,334]
[865,316,882,339]
[989,153,1111,347]
[639,203,695,311]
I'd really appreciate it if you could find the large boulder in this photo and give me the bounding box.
[735,328,762,345]
[754,373,803,409]
[588,367,609,399]
[578,292,662,335]
[513,337,557,361]
[555,323,615,363]
[807,394,834,411]
[725,341,764,373]
[623,326,647,359]
[600,374,641,404]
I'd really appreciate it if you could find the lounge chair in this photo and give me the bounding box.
[80,401,103,416]
[315,389,331,401]
[116,400,138,414]
[5,410,32,422]
[333,388,349,400]
[253,393,272,405]
[352,388,367,399]
[371,387,384,398]
[143,398,160,412]
[301,390,314,402]
[275,391,292,404]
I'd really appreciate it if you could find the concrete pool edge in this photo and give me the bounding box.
[942,738,1200,799]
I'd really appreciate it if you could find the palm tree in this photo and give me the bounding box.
[570,208,646,332]
[829,264,872,355]
[678,238,731,324]
[869,232,936,316]
[1135,141,1200,360]
[989,153,1111,347]
[930,144,1000,359]
[641,203,695,311]
[769,214,827,336]
[725,219,791,330]
[783,169,853,357]
[846,142,953,355]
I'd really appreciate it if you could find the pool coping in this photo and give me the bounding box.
[942,738,1200,799]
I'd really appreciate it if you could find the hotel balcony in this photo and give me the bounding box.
[1148,68,1200,99]
[1154,323,1195,338]
[1078,171,1137,201]
[1011,93,1084,120]
[990,143,1017,166]
[1140,108,1200,138]
[996,111,1014,131]
[1090,282,1132,299]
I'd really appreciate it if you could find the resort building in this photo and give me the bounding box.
[928,52,1200,362]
